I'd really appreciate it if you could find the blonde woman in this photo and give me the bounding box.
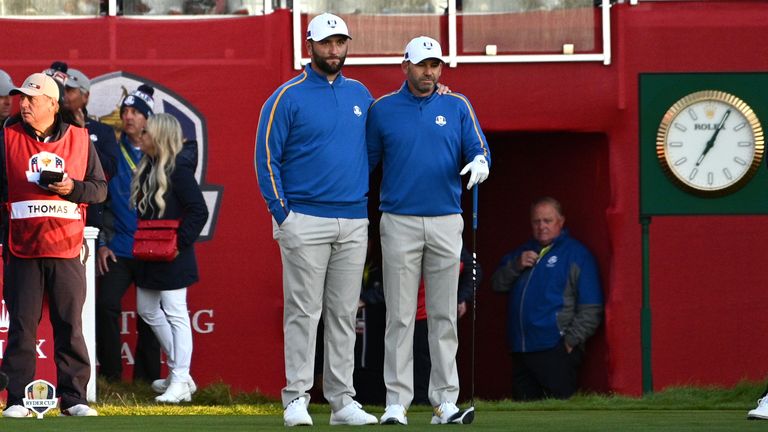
[131,113,208,403]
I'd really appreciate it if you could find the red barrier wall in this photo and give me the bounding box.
[2,1,768,400]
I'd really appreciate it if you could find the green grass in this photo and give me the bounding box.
[2,410,764,431]
[2,379,765,431]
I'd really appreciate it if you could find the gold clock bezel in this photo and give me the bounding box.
[656,90,764,197]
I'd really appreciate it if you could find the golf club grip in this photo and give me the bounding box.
[472,184,478,230]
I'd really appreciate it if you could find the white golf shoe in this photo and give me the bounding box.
[60,404,98,416]
[151,376,197,395]
[380,404,407,425]
[748,397,768,420]
[431,401,475,424]
[329,401,377,425]
[155,381,192,403]
[2,405,33,418]
[284,396,313,427]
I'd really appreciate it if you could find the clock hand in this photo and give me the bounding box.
[695,109,731,166]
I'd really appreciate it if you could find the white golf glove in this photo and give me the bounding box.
[460,155,489,190]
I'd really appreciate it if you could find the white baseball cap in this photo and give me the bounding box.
[10,73,60,100]
[0,70,14,96]
[306,13,351,41]
[404,36,444,64]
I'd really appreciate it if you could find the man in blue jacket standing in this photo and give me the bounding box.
[95,84,161,386]
[367,36,490,426]
[254,12,377,427]
[491,197,604,401]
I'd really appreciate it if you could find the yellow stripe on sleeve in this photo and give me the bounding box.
[446,93,489,158]
[261,72,308,209]
[369,89,401,111]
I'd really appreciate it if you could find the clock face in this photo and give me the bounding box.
[656,90,764,196]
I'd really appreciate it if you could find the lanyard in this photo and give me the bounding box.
[536,244,553,264]
[120,144,138,172]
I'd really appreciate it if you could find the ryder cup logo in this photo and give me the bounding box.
[23,379,57,419]
[435,115,447,126]
[25,151,64,184]
[546,255,558,268]
[353,105,362,117]
[88,72,222,241]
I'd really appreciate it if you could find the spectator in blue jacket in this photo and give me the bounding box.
[492,197,604,401]
[95,84,161,384]
[367,36,490,426]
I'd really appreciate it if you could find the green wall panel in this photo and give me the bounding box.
[640,73,768,215]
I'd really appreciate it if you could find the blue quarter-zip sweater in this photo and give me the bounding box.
[367,81,490,216]
[255,65,372,225]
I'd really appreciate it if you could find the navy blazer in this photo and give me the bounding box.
[136,141,209,290]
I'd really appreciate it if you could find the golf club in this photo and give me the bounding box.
[467,184,479,422]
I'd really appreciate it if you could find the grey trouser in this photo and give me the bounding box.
[380,212,463,408]
[273,211,368,411]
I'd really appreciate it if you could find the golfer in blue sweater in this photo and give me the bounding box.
[367,36,491,426]
[254,13,377,427]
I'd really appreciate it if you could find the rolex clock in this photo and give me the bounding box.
[656,90,764,196]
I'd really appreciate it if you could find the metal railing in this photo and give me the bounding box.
[0,0,657,62]
[293,0,614,68]
[0,0,273,16]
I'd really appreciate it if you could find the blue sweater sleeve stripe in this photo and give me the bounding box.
[255,71,307,219]
[257,67,370,223]
[370,90,400,110]
[446,93,490,160]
